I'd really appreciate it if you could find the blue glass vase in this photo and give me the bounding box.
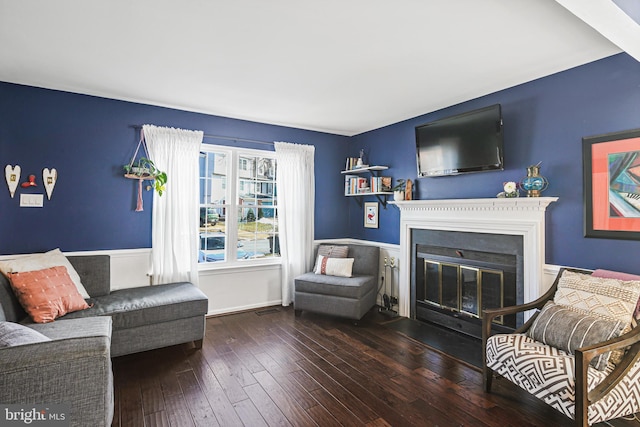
[520,164,548,197]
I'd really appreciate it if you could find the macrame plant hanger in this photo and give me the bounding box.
[125,129,152,212]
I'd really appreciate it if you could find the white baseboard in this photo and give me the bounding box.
[206,300,283,317]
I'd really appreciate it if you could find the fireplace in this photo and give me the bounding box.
[411,229,523,338]
[392,197,558,329]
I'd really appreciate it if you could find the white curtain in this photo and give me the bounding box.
[143,124,203,285]
[275,141,315,306]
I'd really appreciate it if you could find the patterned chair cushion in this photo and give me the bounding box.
[554,270,640,325]
[527,301,625,371]
[487,333,640,425]
[554,270,640,365]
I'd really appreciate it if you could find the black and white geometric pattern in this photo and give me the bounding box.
[487,333,640,425]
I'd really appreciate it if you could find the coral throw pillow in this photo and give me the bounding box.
[8,266,90,323]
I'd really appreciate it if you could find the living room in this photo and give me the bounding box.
[1,1,640,426]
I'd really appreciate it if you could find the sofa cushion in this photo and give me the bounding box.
[8,266,90,323]
[58,282,208,330]
[313,245,349,271]
[0,274,27,323]
[0,321,51,347]
[295,272,376,299]
[314,255,354,277]
[527,301,624,371]
[0,248,90,299]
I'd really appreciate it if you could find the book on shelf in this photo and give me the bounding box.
[344,157,369,171]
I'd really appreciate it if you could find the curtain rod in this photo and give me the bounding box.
[130,125,274,146]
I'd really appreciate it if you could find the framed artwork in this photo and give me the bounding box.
[364,202,379,228]
[583,128,640,240]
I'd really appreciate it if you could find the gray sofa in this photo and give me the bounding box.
[0,254,209,427]
[294,244,379,320]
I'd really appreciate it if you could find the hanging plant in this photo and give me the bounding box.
[123,131,168,212]
[123,157,167,196]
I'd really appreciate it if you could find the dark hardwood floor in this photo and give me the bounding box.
[111,306,640,427]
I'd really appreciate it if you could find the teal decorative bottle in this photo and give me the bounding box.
[520,163,548,197]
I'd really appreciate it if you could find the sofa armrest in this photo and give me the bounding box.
[0,317,114,427]
[26,316,111,340]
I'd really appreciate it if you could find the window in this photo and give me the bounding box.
[199,145,279,266]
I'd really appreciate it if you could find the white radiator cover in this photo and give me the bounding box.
[391,197,558,318]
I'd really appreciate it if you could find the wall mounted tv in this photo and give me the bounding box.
[415,104,503,177]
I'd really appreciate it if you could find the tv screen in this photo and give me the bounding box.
[415,104,504,177]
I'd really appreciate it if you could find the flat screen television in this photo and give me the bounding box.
[415,104,504,177]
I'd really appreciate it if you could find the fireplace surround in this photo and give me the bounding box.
[413,229,522,338]
[392,198,558,322]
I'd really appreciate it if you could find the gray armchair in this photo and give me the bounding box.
[294,243,380,320]
[0,317,114,427]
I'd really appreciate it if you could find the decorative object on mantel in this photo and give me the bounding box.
[405,179,413,201]
[497,181,520,198]
[42,168,57,200]
[5,165,21,198]
[392,179,406,201]
[520,162,548,197]
[20,174,37,188]
[123,132,168,212]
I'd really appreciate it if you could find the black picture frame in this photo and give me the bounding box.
[583,127,640,240]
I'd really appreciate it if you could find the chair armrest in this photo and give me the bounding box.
[482,280,557,339]
[575,326,640,406]
[0,317,114,426]
[482,267,592,341]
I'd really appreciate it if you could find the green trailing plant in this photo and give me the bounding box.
[391,179,406,192]
[124,157,168,196]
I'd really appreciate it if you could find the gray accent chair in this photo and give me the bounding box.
[294,244,380,320]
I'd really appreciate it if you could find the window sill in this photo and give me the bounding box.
[198,258,282,273]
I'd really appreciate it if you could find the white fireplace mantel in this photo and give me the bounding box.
[391,197,558,317]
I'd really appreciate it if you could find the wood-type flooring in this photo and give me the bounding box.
[111,306,639,427]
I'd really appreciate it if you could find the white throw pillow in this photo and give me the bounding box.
[0,248,90,299]
[313,255,354,278]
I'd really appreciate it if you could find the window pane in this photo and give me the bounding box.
[199,151,228,263]
[198,230,227,263]
[237,207,268,260]
[210,152,227,204]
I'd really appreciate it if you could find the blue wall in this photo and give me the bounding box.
[0,82,350,254]
[2,53,639,272]
[348,53,640,273]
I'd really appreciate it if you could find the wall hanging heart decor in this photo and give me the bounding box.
[5,165,21,198]
[42,168,57,200]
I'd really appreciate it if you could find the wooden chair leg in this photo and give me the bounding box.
[483,367,493,392]
[194,339,203,349]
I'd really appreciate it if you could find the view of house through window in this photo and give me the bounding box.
[199,145,279,265]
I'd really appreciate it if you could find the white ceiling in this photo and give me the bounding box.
[0,1,634,136]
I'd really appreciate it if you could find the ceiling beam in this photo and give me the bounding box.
[555,0,640,62]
